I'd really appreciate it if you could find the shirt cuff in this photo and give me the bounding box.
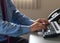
[20,25,31,34]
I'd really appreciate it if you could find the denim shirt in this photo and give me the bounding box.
[0,0,34,41]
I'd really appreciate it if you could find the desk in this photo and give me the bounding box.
[29,34,60,43]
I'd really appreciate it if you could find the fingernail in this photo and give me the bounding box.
[43,23,45,24]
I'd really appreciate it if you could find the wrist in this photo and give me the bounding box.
[30,25,33,32]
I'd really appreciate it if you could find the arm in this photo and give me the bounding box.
[7,0,34,25]
[0,21,31,37]
[0,19,48,37]
[1,0,34,37]
[11,10,34,25]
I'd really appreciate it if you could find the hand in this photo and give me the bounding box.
[30,18,49,32]
[35,18,49,25]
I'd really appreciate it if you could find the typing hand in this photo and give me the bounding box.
[35,18,49,25]
[30,18,49,32]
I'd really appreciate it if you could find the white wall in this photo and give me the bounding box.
[14,0,60,19]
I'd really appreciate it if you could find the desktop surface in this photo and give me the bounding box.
[29,34,60,43]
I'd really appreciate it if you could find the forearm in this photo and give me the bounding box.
[0,21,31,37]
[11,10,34,25]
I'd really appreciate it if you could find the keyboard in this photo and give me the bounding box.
[43,21,60,38]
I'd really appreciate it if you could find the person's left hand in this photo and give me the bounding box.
[35,18,49,26]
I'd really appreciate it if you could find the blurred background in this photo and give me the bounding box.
[13,0,60,19]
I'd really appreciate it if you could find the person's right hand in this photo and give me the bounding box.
[30,22,46,32]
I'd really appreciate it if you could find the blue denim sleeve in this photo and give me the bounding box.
[6,0,34,25]
[11,10,34,25]
[0,21,31,37]
[0,0,34,37]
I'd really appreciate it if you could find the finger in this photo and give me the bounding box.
[38,18,49,25]
[38,23,47,30]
